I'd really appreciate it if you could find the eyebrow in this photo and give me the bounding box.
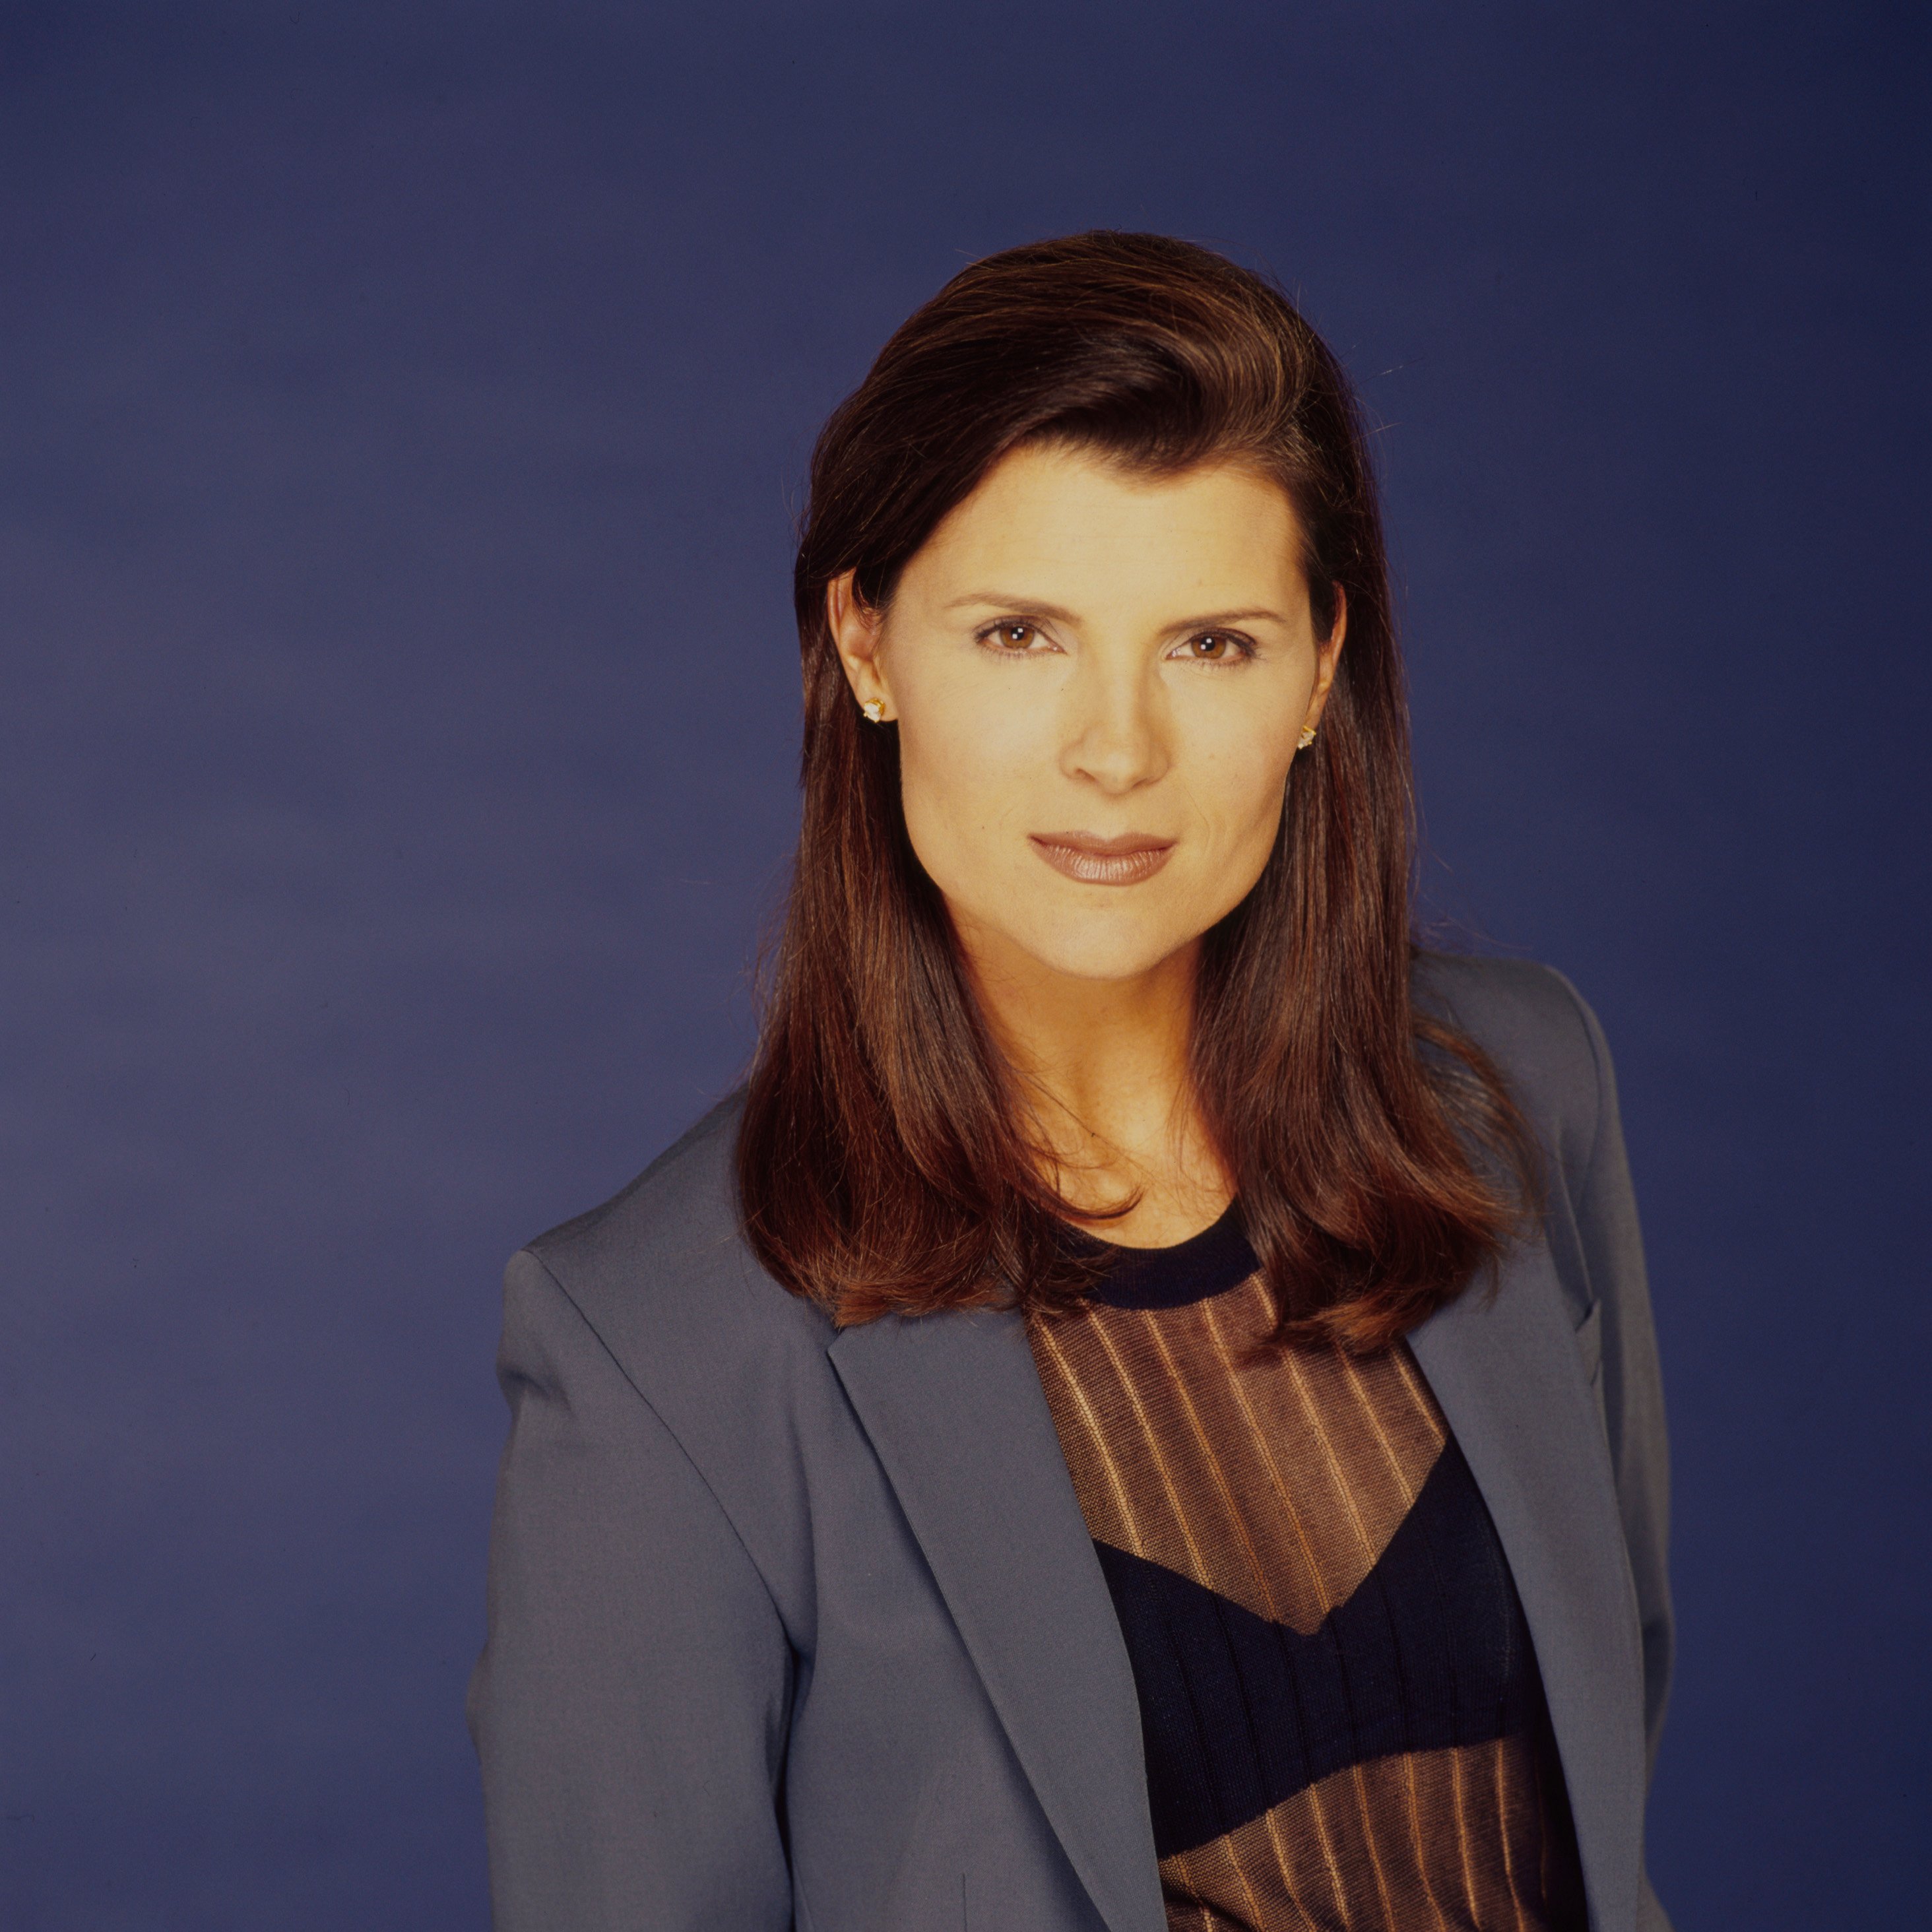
[944,593,1292,630]
[944,592,1083,620]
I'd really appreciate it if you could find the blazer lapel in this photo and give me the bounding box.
[829,1306,1167,1932]
[1409,1239,1648,1932]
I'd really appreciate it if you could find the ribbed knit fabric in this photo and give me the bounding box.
[1026,1206,1586,1932]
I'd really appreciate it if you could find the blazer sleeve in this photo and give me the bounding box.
[1551,972,1675,1788]
[467,1248,795,1931]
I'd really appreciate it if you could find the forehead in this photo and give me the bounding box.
[903,443,1307,610]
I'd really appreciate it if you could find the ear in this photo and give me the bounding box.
[1301,583,1347,734]
[827,571,895,721]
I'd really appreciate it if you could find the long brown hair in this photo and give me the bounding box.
[736,231,1539,1353]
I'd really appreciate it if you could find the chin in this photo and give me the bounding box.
[1007,918,1196,985]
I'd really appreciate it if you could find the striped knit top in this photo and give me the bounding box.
[1025,1206,1586,1932]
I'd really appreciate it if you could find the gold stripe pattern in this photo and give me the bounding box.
[1026,1273,1575,1932]
[1165,1742,1560,1931]
[1031,1275,1442,1629]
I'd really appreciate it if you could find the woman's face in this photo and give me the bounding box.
[830,441,1343,989]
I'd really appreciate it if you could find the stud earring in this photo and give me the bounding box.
[1297,724,1318,749]
[861,699,886,724]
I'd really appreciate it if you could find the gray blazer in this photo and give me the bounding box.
[468,952,1673,1932]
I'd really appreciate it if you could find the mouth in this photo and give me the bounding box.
[1028,831,1176,886]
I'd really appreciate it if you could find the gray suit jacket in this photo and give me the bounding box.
[468,952,1674,1932]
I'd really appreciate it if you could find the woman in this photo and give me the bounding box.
[468,232,1673,1932]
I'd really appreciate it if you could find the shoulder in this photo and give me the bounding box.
[1410,946,1609,1194]
[499,1092,838,1636]
[515,1088,835,1397]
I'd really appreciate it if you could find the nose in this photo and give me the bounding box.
[1058,652,1171,794]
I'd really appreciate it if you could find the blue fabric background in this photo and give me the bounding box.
[3,3,1925,1925]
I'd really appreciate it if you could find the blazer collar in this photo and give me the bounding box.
[1409,1239,1648,1932]
[829,1306,1168,1932]
[830,1234,1646,1932]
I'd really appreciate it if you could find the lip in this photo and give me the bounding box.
[1029,830,1176,886]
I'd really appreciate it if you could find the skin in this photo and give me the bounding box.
[830,441,1344,1244]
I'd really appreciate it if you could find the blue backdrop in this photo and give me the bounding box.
[4,3,1926,1926]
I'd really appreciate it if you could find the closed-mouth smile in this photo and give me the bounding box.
[1028,831,1175,886]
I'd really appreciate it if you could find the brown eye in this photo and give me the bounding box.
[1181,631,1241,661]
[990,623,1037,650]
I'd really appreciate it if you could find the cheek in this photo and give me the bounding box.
[1183,718,1299,852]
[893,678,1048,878]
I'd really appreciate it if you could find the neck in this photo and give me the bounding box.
[954,919,1231,1245]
